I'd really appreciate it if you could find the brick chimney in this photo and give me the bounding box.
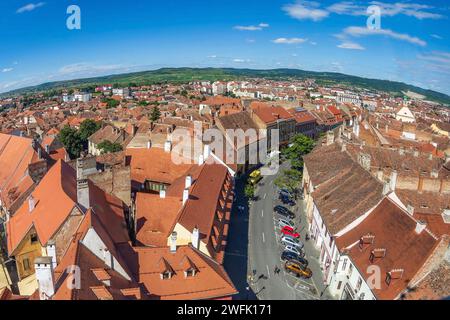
[28,195,36,212]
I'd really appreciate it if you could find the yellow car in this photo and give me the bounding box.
[285,261,313,279]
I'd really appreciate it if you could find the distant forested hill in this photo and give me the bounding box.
[2,67,449,105]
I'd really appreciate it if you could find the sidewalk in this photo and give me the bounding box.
[295,199,334,300]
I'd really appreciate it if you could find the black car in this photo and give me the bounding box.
[281,249,306,262]
[280,195,295,206]
[274,205,295,219]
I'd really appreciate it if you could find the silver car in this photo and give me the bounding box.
[278,218,294,229]
[281,236,304,249]
[284,245,302,256]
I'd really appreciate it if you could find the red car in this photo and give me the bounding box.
[280,226,300,238]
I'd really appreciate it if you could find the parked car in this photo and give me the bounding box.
[284,261,313,279]
[284,245,302,256]
[278,218,294,229]
[274,205,295,219]
[280,226,300,238]
[280,194,295,206]
[281,249,306,261]
[281,236,304,249]
[281,251,307,264]
[279,189,293,198]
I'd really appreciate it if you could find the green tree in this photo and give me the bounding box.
[58,125,83,159]
[282,134,315,169]
[78,119,101,141]
[244,183,255,200]
[97,140,123,154]
[150,106,161,122]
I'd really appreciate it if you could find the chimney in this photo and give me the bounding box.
[159,190,166,198]
[147,140,152,149]
[37,147,42,159]
[399,147,405,156]
[414,220,427,234]
[445,151,450,164]
[170,231,177,253]
[441,209,450,224]
[326,131,334,146]
[46,240,57,269]
[382,181,391,195]
[164,140,172,153]
[182,188,189,205]
[377,169,384,181]
[203,144,211,161]
[341,142,347,152]
[198,154,204,165]
[406,205,414,216]
[34,256,55,300]
[413,150,419,157]
[389,170,397,191]
[185,175,192,189]
[45,144,50,154]
[359,153,371,171]
[431,169,438,178]
[28,195,36,212]
[191,227,200,249]
[76,158,90,211]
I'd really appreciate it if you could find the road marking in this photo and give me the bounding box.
[261,210,264,217]
[262,232,265,243]
[263,193,267,199]
[266,265,270,278]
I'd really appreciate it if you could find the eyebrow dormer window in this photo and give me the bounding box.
[184,268,196,278]
[161,271,172,280]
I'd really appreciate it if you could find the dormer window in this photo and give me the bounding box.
[184,268,196,278]
[30,233,38,244]
[161,271,172,280]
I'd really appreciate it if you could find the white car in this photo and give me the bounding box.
[278,218,294,229]
[281,236,304,249]
[284,245,302,256]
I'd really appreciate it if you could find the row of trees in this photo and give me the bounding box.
[274,134,315,194]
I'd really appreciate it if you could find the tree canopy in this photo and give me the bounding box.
[97,140,123,154]
[150,106,161,122]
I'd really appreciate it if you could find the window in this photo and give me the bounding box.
[348,264,353,278]
[337,281,343,290]
[185,269,196,278]
[161,271,172,280]
[30,233,38,243]
[356,277,363,291]
[342,258,348,271]
[23,258,31,271]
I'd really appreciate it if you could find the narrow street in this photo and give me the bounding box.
[224,161,333,300]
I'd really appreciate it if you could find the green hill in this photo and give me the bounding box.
[2,67,450,105]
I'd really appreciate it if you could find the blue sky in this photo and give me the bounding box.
[1,0,449,94]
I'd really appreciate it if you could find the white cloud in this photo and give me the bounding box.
[342,26,426,46]
[2,68,14,73]
[246,39,256,43]
[430,34,443,40]
[16,2,45,14]
[283,1,444,22]
[58,62,123,75]
[233,23,269,31]
[272,37,308,44]
[337,41,365,50]
[207,55,217,58]
[370,1,443,20]
[283,1,329,21]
